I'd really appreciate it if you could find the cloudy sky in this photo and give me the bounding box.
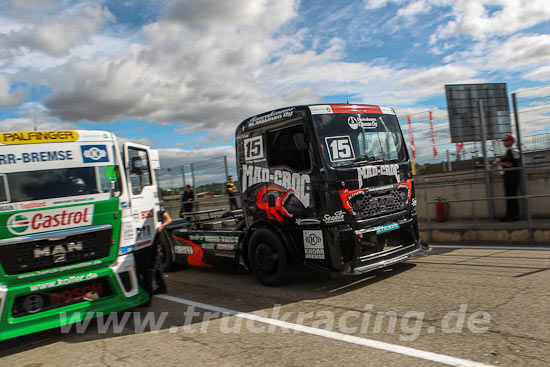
[0,0,548,167]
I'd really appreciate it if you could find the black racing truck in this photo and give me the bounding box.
[162,104,428,286]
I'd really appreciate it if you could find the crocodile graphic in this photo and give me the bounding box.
[397,179,413,204]
[338,187,366,216]
[248,183,307,223]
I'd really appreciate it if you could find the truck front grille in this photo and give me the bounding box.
[354,189,407,220]
[0,226,112,275]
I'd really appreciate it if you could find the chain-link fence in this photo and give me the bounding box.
[157,156,232,217]
[512,85,550,155]
[398,85,550,174]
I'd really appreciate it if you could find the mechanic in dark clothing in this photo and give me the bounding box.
[134,240,155,306]
[494,133,521,221]
[181,185,194,217]
[134,207,171,307]
[152,207,171,295]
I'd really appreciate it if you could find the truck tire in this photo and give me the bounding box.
[159,234,176,272]
[248,228,291,286]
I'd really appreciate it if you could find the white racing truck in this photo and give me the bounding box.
[0,130,160,340]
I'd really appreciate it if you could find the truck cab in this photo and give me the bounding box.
[236,104,427,284]
[0,130,159,340]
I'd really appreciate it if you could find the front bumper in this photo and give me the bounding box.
[0,255,147,341]
[342,241,428,275]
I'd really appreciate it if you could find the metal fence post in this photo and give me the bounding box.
[478,99,495,219]
[181,165,186,188]
[191,162,197,211]
[223,155,229,193]
[512,92,533,244]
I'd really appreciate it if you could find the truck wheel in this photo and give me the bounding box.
[248,228,291,286]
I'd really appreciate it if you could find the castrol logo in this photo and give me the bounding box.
[7,205,94,236]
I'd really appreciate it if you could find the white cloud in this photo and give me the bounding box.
[0,74,25,108]
[523,66,550,82]
[397,0,431,18]
[0,4,114,58]
[0,112,76,132]
[364,0,403,10]
[443,33,550,78]
[432,0,550,42]
[2,0,548,152]
[40,0,307,128]
[7,0,60,14]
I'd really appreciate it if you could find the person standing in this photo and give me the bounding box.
[133,238,155,307]
[181,184,194,217]
[226,175,240,211]
[152,207,172,295]
[494,133,520,221]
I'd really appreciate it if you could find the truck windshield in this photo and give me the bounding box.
[313,113,408,167]
[2,166,121,203]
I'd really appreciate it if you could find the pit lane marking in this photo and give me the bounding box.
[156,294,497,367]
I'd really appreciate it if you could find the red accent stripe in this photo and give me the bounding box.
[407,116,416,159]
[174,236,213,268]
[429,111,438,157]
[330,105,383,114]
[134,239,152,249]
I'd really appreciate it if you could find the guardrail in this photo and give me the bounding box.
[419,164,550,245]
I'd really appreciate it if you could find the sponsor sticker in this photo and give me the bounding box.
[241,164,311,207]
[0,203,17,213]
[0,150,74,165]
[6,205,94,236]
[0,131,79,145]
[303,230,325,259]
[174,245,194,255]
[309,105,334,115]
[244,136,264,162]
[325,136,355,162]
[357,164,400,188]
[81,145,109,163]
[29,272,98,292]
[247,108,295,128]
[323,210,346,224]
[295,218,321,225]
[347,116,378,130]
[376,222,400,234]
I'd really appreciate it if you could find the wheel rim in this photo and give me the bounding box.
[255,242,278,274]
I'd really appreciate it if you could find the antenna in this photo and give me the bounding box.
[32,87,37,131]
[340,64,349,104]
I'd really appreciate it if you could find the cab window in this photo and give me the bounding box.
[0,174,8,202]
[266,123,311,172]
[127,147,152,195]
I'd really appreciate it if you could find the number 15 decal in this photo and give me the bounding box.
[325,136,355,162]
[244,136,264,162]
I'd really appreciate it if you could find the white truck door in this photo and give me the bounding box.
[123,142,160,252]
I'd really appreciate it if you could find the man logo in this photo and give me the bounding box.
[81,145,109,163]
[348,116,359,130]
[7,214,30,234]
